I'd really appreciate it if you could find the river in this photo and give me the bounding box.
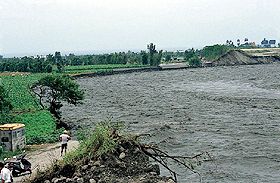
[62,63,280,183]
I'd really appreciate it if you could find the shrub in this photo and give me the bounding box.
[188,56,202,67]
[200,44,233,60]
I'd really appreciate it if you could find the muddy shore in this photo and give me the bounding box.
[62,63,280,182]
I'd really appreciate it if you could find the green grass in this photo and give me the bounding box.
[64,64,145,74]
[0,73,59,145]
[64,122,117,164]
[17,110,62,144]
[0,74,48,111]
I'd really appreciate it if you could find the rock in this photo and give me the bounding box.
[167,179,175,183]
[51,177,66,183]
[82,165,89,170]
[133,147,140,154]
[66,178,72,183]
[73,172,82,177]
[119,146,125,152]
[90,166,96,171]
[139,176,146,181]
[157,181,165,183]
[77,177,84,183]
[119,152,126,159]
[100,165,105,168]
[44,181,51,183]
[93,160,101,166]
[89,179,97,183]
[73,176,79,181]
[149,172,157,176]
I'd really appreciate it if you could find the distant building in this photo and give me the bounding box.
[269,40,276,47]
[261,38,277,48]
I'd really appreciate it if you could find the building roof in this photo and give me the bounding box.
[0,123,25,131]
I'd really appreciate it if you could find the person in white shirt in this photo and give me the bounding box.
[59,130,71,156]
[0,162,12,183]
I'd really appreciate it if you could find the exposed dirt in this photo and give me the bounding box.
[0,72,30,76]
[61,64,280,182]
[29,138,174,183]
[15,141,79,183]
[213,50,280,66]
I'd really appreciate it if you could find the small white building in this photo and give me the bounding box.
[0,123,26,152]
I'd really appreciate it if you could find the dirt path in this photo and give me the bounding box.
[14,140,79,183]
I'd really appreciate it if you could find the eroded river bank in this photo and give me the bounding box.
[62,64,280,182]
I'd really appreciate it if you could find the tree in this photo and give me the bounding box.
[200,44,232,61]
[184,49,196,61]
[31,75,84,128]
[165,54,172,62]
[147,43,162,66]
[0,85,13,123]
[54,52,64,73]
[188,56,201,67]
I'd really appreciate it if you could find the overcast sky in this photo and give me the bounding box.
[0,0,279,56]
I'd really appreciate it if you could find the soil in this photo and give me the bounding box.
[28,138,175,183]
[61,63,280,182]
[0,72,30,76]
[213,50,280,66]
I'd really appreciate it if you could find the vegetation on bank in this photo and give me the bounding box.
[0,74,64,145]
[29,122,210,183]
[200,44,234,61]
[64,64,146,74]
[31,75,84,128]
[63,122,118,164]
[0,43,163,74]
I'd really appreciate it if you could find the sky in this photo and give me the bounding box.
[0,0,280,57]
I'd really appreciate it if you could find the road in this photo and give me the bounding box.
[14,140,79,183]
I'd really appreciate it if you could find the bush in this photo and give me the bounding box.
[188,56,202,67]
[200,44,233,60]
[64,122,118,164]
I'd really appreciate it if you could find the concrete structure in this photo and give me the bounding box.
[0,123,26,152]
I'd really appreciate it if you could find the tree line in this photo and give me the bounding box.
[0,44,163,73]
[0,44,234,72]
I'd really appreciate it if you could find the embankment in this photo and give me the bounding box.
[212,50,280,66]
[70,67,161,78]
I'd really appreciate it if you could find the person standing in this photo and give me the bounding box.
[59,130,71,156]
[0,162,12,183]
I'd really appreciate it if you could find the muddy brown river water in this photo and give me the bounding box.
[62,64,280,183]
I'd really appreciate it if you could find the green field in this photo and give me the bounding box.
[0,74,47,111]
[64,64,145,74]
[0,73,60,145]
